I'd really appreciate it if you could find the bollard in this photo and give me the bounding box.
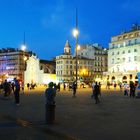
[45,104,56,124]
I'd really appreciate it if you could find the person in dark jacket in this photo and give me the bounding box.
[45,82,56,124]
[72,81,77,97]
[14,78,20,105]
[94,82,100,104]
[130,81,135,98]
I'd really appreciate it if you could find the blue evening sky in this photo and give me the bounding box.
[0,0,140,60]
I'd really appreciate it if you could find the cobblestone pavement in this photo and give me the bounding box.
[0,87,140,140]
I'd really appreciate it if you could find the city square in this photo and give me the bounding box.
[1,0,140,140]
[0,87,140,140]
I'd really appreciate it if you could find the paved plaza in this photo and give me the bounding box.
[0,87,140,140]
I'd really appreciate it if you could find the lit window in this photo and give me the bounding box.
[123,42,126,47]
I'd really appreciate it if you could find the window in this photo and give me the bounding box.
[134,39,137,44]
[128,57,131,62]
[134,49,137,52]
[122,58,125,62]
[117,58,120,63]
[128,50,131,53]
[112,59,114,64]
[128,40,131,45]
[123,42,126,47]
[112,44,115,48]
[134,56,137,61]
[117,67,119,71]
[122,51,125,54]
[112,52,114,55]
[117,51,119,55]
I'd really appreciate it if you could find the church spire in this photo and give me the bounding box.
[64,40,71,54]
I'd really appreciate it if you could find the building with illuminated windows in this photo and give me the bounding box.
[0,48,30,82]
[0,48,56,85]
[56,41,108,84]
[77,43,108,80]
[107,24,140,83]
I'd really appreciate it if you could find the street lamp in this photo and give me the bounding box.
[21,44,26,51]
[73,28,79,87]
[20,43,27,93]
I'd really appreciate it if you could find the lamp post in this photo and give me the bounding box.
[72,8,80,88]
[21,44,27,93]
[73,28,79,87]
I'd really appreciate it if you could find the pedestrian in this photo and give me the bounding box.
[119,82,122,91]
[45,82,56,124]
[94,82,100,104]
[130,81,135,98]
[3,80,9,97]
[57,83,60,91]
[11,82,15,93]
[27,83,30,90]
[14,78,20,105]
[124,83,129,96]
[7,82,12,96]
[72,81,77,97]
[106,81,110,90]
[98,82,101,97]
[114,83,117,90]
[21,82,24,94]
[63,83,66,90]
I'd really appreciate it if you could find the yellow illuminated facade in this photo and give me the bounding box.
[56,41,107,83]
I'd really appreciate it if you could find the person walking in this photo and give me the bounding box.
[130,81,136,98]
[72,81,77,97]
[94,82,100,104]
[14,78,20,105]
[3,80,9,97]
[63,83,66,90]
[114,83,117,90]
[45,82,56,124]
[124,83,129,96]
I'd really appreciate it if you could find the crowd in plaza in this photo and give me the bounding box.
[0,78,20,105]
[106,81,140,98]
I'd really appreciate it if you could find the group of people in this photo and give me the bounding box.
[124,81,137,98]
[0,78,21,105]
[27,83,37,90]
